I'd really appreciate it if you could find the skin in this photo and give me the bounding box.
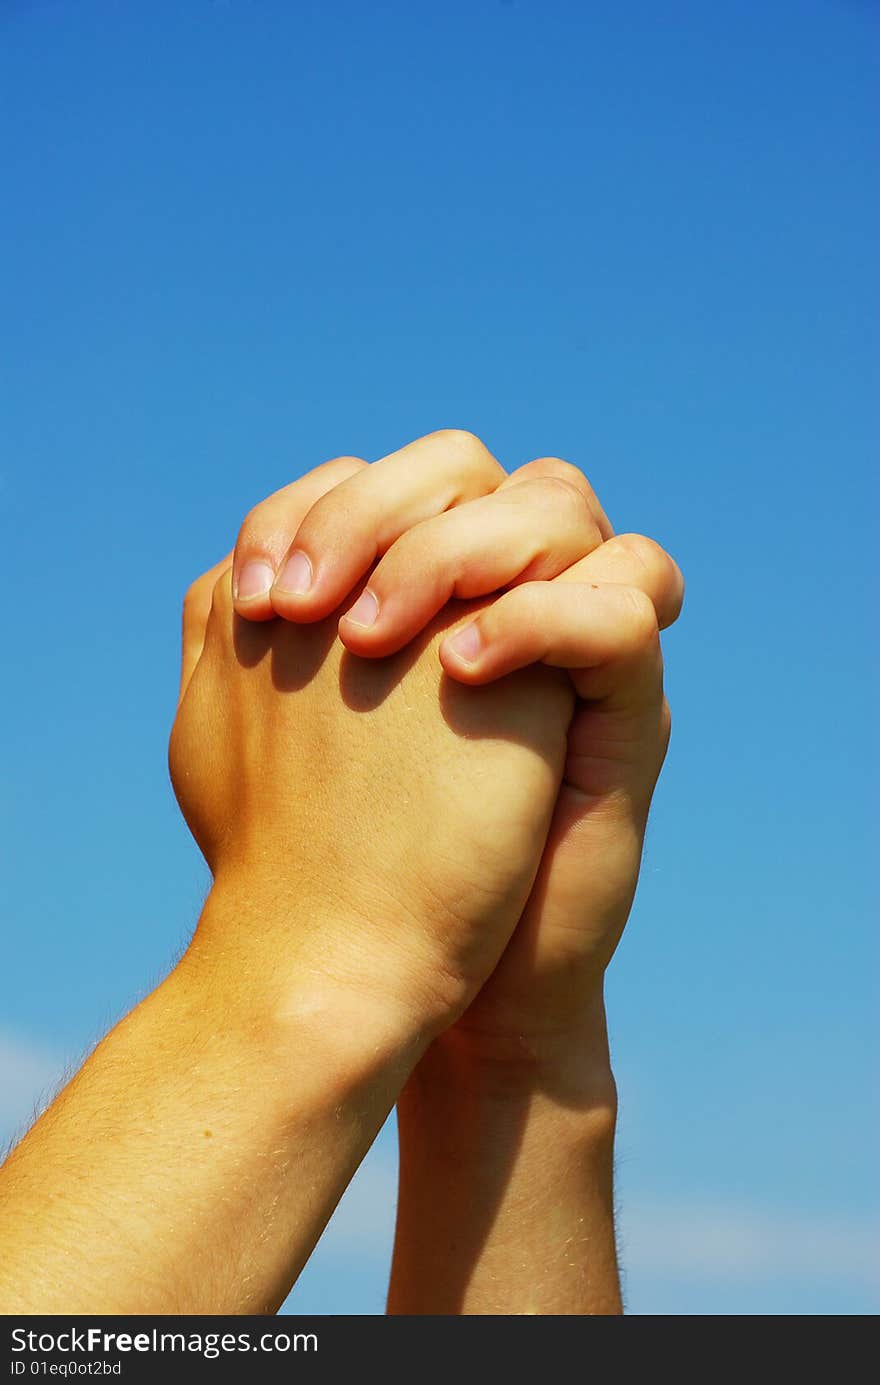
[0,582,571,1313]
[0,430,681,1315]
[232,431,684,1314]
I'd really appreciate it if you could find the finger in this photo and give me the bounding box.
[553,533,685,630]
[497,456,615,541]
[232,455,368,619]
[338,475,604,657]
[270,429,504,623]
[439,580,664,710]
[179,552,233,705]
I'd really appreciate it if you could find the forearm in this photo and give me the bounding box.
[388,1003,621,1316]
[0,881,425,1315]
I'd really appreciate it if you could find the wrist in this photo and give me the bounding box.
[178,877,435,1105]
[410,992,617,1111]
[391,998,620,1316]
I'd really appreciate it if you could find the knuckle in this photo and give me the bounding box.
[429,428,500,479]
[616,533,685,619]
[373,522,432,581]
[616,530,661,560]
[665,550,686,612]
[509,579,547,622]
[621,584,659,646]
[320,454,369,480]
[235,503,266,553]
[298,485,357,543]
[525,456,587,490]
[182,573,213,623]
[210,568,234,616]
[325,454,368,470]
[530,473,595,520]
[615,532,669,576]
[660,696,673,747]
[510,458,611,536]
[431,427,485,454]
[182,579,202,617]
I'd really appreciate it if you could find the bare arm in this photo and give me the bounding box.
[0,884,422,1314]
[389,1004,620,1315]
[229,442,683,1316]
[384,528,683,1315]
[0,441,578,1314]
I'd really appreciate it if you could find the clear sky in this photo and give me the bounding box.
[1,0,876,1315]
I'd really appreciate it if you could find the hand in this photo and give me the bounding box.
[169,435,578,1049]
[229,430,683,1077]
[227,428,682,1316]
[432,531,682,1080]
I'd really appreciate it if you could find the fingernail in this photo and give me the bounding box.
[275,550,313,596]
[445,622,483,664]
[235,560,275,601]
[344,589,379,629]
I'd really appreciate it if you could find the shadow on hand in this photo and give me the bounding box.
[232,608,340,691]
[233,586,571,756]
[232,589,583,1308]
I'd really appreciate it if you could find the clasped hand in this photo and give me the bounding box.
[171,429,682,1058]
[0,429,683,1317]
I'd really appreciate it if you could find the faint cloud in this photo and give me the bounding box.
[620,1201,880,1286]
[0,1029,67,1150]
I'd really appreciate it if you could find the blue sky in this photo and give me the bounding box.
[1,0,876,1314]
